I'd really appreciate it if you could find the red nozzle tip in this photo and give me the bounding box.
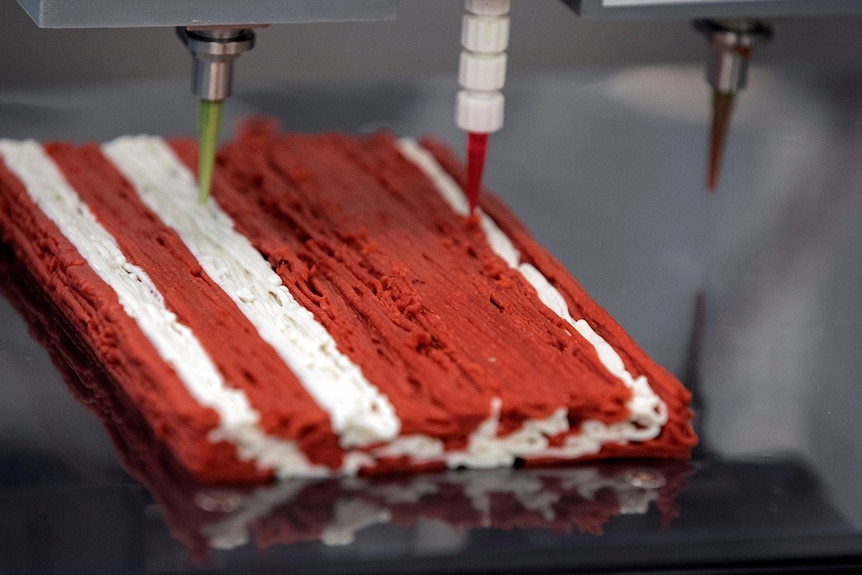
[466,132,488,215]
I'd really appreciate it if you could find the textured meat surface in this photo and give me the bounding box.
[0,124,695,483]
[177,128,628,438]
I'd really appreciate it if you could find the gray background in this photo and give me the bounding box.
[3,0,862,86]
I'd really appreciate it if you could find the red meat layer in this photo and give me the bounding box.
[421,137,697,458]
[171,129,628,447]
[1,124,695,484]
[0,154,266,483]
[46,142,342,469]
[167,121,694,459]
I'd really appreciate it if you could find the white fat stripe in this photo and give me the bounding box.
[102,136,399,448]
[0,139,320,476]
[395,138,667,461]
[520,261,642,387]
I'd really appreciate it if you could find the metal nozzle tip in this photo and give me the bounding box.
[197,99,223,203]
[707,90,735,192]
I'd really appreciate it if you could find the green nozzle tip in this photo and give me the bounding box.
[197,99,223,204]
